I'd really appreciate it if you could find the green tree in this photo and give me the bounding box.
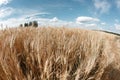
[29,22,32,26]
[24,23,28,27]
[33,21,38,27]
[20,24,23,27]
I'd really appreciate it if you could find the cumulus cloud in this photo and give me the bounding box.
[75,16,105,30]
[0,0,11,6]
[93,0,111,14]
[0,7,14,18]
[76,16,99,24]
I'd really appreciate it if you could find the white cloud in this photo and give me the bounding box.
[0,18,28,28]
[93,0,111,14]
[115,24,120,30]
[50,17,58,22]
[0,8,50,28]
[0,7,14,18]
[0,16,102,30]
[101,22,106,25]
[13,9,49,20]
[116,0,120,8]
[20,9,49,17]
[27,12,49,17]
[0,17,59,28]
[75,16,106,30]
[0,0,13,18]
[0,0,11,6]
[115,19,119,23]
[0,15,103,31]
[76,16,99,24]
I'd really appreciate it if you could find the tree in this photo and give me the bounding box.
[20,24,23,27]
[24,23,28,27]
[29,22,32,26]
[33,21,38,27]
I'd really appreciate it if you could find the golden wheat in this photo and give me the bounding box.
[0,27,120,80]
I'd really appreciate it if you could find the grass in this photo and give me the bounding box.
[0,27,120,80]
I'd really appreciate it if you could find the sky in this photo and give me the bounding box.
[0,0,120,33]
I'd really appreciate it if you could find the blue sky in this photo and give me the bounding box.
[0,0,120,33]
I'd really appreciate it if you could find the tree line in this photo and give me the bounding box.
[20,21,38,27]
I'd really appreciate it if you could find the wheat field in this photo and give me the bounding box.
[0,27,120,80]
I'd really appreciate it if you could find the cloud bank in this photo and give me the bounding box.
[93,0,111,14]
[0,7,13,18]
[0,0,11,6]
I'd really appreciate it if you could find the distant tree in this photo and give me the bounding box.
[29,22,32,26]
[20,24,23,27]
[24,23,28,27]
[33,21,38,27]
[6,25,8,29]
[0,24,3,28]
